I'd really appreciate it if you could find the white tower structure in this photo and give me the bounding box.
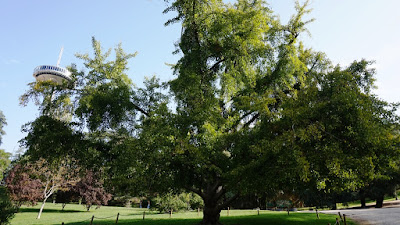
[33,47,72,84]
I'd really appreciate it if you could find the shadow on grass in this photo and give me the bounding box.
[63,218,201,225]
[56,213,354,225]
[19,208,82,213]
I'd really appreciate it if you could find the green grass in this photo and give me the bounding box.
[10,203,356,225]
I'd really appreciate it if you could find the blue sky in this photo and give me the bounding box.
[1,0,400,154]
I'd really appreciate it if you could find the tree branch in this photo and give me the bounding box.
[304,56,319,77]
[209,58,225,73]
[186,186,205,199]
[132,103,150,117]
[243,113,260,129]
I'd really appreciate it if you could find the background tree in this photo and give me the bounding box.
[5,159,79,219]
[74,170,111,211]
[154,192,187,213]
[0,110,10,182]
[270,59,400,209]
[154,192,204,213]
[55,188,79,210]
[5,163,43,207]
[0,150,11,182]
[0,110,6,146]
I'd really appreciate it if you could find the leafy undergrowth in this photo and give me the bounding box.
[10,204,356,225]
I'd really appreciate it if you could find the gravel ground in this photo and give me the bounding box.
[320,201,400,225]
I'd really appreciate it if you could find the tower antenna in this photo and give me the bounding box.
[56,46,64,67]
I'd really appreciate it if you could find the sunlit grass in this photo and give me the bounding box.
[10,203,356,225]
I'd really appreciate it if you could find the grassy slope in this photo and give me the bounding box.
[10,204,356,225]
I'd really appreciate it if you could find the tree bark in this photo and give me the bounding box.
[331,201,337,210]
[37,199,47,219]
[200,202,221,225]
[197,183,239,225]
[375,195,384,208]
[360,190,366,208]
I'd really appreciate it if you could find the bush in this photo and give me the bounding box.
[154,192,204,213]
[154,192,187,213]
[108,196,136,207]
[0,186,17,225]
[187,193,203,210]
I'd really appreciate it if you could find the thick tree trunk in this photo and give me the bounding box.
[331,200,337,210]
[259,194,267,210]
[193,182,239,225]
[360,197,366,208]
[375,195,384,208]
[360,189,366,208]
[200,205,221,225]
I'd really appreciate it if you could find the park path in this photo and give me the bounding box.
[320,200,400,225]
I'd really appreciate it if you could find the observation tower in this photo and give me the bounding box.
[32,47,72,84]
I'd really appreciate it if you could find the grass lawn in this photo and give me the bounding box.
[10,204,356,225]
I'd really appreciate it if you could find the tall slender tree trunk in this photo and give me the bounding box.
[37,198,48,219]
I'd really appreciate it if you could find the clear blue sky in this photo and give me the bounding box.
[1,0,400,155]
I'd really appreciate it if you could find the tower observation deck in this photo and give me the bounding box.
[32,47,72,84]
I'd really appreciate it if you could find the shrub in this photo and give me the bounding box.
[155,192,204,213]
[154,192,187,213]
[0,186,17,225]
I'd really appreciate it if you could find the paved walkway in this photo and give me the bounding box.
[320,200,400,225]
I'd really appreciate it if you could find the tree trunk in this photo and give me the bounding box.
[37,199,47,219]
[331,202,337,210]
[200,204,221,225]
[360,189,366,208]
[259,194,267,210]
[375,195,384,208]
[361,196,366,208]
[191,182,239,225]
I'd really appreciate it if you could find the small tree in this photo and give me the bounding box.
[34,159,79,219]
[154,192,187,213]
[55,188,79,210]
[154,192,204,213]
[5,159,78,219]
[5,163,43,207]
[75,170,111,211]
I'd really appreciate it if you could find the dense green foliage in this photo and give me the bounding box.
[290,60,400,208]
[155,192,204,213]
[0,149,11,181]
[0,186,17,225]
